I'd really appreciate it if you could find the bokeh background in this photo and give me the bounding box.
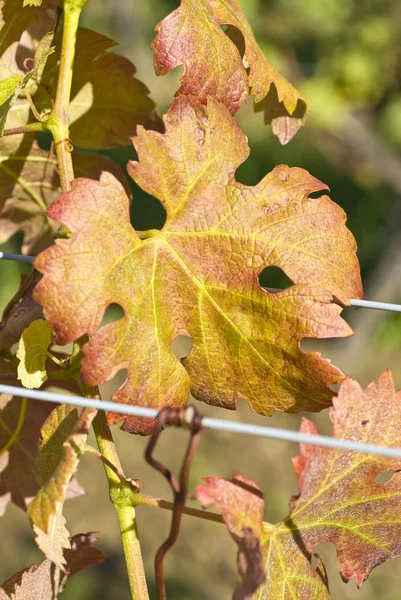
[1,0,401,598]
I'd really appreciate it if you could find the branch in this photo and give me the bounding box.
[72,337,148,600]
[45,0,87,192]
[91,408,149,600]
[3,122,47,137]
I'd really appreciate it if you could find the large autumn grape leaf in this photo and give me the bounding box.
[0,531,107,599]
[195,371,401,598]
[34,96,361,435]
[35,28,162,150]
[28,405,97,569]
[0,126,132,254]
[152,0,307,143]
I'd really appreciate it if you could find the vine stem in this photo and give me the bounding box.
[135,493,223,525]
[92,409,149,600]
[3,122,47,136]
[72,338,148,599]
[45,0,85,192]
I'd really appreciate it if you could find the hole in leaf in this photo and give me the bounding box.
[99,368,128,400]
[100,304,125,327]
[172,335,193,359]
[130,189,167,232]
[258,266,294,293]
[221,24,246,59]
[375,470,396,484]
[309,189,327,199]
[311,542,338,584]
[299,338,329,354]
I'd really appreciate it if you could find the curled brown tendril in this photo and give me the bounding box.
[145,405,203,600]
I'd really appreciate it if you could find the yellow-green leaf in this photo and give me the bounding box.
[0,46,54,135]
[16,319,52,389]
[28,406,96,569]
[34,96,361,435]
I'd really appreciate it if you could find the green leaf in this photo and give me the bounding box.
[23,0,43,6]
[195,371,401,598]
[28,406,97,569]
[36,28,162,149]
[0,74,22,106]
[34,96,361,434]
[153,0,307,143]
[16,318,51,388]
[0,46,54,135]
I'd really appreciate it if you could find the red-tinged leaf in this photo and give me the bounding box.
[36,28,162,149]
[152,0,307,143]
[196,371,401,598]
[195,475,328,599]
[288,370,401,587]
[0,531,107,599]
[0,393,55,515]
[196,474,264,540]
[0,130,132,254]
[33,96,361,435]
[0,273,44,351]
[28,406,96,569]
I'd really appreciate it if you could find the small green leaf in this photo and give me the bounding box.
[16,319,52,389]
[23,0,42,5]
[0,47,54,135]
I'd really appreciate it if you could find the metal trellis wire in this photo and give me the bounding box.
[1,383,401,460]
[1,252,401,313]
[2,252,401,460]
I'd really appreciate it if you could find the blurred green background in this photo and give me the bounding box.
[1,0,401,598]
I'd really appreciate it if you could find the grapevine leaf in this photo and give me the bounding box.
[16,318,52,388]
[0,532,107,599]
[0,273,44,351]
[23,0,43,6]
[0,47,54,135]
[0,0,50,56]
[0,75,22,119]
[33,96,361,435]
[36,28,162,149]
[195,474,328,599]
[152,0,307,143]
[196,371,401,597]
[28,406,97,569]
[0,393,55,515]
[196,474,266,596]
[0,131,132,254]
[287,370,401,587]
